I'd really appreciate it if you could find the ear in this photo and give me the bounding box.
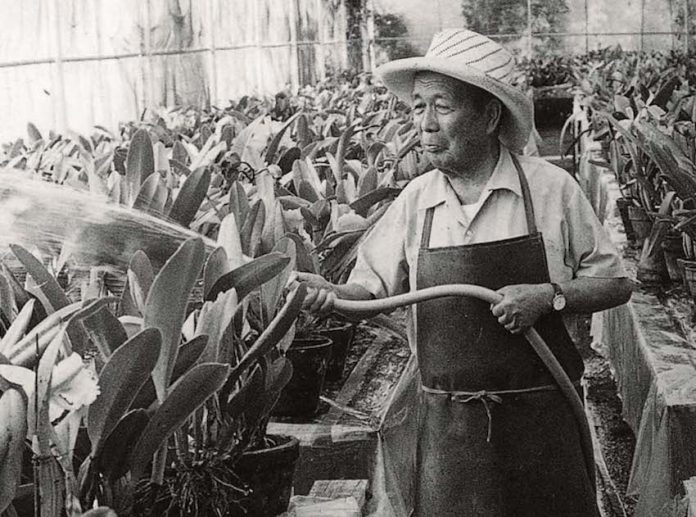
[485,99,503,136]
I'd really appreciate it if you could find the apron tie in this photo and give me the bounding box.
[420,386,503,442]
[420,383,575,443]
[454,391,502,442]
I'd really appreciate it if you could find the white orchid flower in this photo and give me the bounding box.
[0,352,99,430]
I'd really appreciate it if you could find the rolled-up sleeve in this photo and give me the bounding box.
[563,188,627,279]
[347,197,410,299]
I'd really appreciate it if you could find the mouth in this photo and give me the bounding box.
[422,143,445,153]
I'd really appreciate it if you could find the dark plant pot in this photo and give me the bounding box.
[272,336,332,418]
[637,216,671,285]
[12,483,34,517]
[684,264,696,300]
[318,322,356,382]
[236,435,300,517]
[662,235,685,283]
[533,96,573,129]
[627,205,653,243]
[678,258,696,289]
[616,198,637,243]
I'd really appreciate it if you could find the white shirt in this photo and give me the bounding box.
[347,147,627,344]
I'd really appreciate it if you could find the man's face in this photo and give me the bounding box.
[412,72,493,175]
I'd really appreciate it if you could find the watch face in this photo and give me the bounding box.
[553,295,566,311]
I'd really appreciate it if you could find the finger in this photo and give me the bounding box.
[491,303,505,317]
[295,272,311,282]
[497,313,513,325]
[319,291,336,316]
[309,289,329,313]
[302,287,319,309]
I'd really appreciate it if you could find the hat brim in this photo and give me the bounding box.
[377,56,533,152]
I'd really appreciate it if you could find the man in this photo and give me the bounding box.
[300,29,632,516]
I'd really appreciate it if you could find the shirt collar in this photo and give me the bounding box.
[417,146,522,210]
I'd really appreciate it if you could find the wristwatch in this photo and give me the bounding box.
[550,282,566,312]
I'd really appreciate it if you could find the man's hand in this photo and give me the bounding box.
[296,272,337,316]
[490,283,554,334]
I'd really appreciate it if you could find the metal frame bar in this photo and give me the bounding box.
[0,40,346,70]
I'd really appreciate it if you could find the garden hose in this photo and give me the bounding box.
[333,284,597,487]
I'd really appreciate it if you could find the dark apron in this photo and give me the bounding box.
[414,155,599,517]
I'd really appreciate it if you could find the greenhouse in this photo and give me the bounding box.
[4,0,696,516]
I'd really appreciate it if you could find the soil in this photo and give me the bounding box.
[539,122,637,515]
[322,313,411,416]
[578,314,638,516]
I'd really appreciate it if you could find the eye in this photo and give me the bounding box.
[435,102,452,114]
[412,102,425,115]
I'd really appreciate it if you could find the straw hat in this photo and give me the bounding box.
[377,29,533,152]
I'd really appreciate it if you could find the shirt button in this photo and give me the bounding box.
[465,230,473,237]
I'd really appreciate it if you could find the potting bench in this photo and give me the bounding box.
[267,325,416,516]
[587,158,696,517]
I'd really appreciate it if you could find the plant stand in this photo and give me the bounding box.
[267,322,414,516]
[591,177,696,517]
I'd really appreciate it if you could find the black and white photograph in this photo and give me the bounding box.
[1,1,695,516]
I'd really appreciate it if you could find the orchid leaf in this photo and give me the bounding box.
[298,179,320,203]
[277,147,301,174]
[8,244,93,355]
[261,238,296,325]
[145,238,206,402]
[227,283,305,387]
[350,187,401,217]
[35,326,67,453]
[357,166,379,198]
[222,363,265,419]
[82,306,128,363]
[0,380,27,513]
[196,290,238,363]
[261,201,286,255]
[265,112,301,165]
[336,123,357,179]
[10,244,69,313]
[0,299,35,356]
[130,335,209,410]
[126,129,155,204]
[284,233,319,274]
[168,167,211,227]
[0,274,14,325]
[129,363,230,481]
[203,247,230,300]
[206,252,290,302]
[172,140,189,166]
[88,328,162,457]
[132,173,169,214]
[366,141,388,167]
[127,250,155,313]
[229,181,250,229]
[240,200,266,257]
[95,409,150,482]
[217,214,245,270]
[277,195,312,210]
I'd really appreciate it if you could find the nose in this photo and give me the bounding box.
[417,105,439,133]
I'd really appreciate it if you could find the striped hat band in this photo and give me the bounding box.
[425,29,513,84]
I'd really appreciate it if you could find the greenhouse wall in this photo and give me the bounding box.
[0,0,348,142]
[372,0,696,61]
[3,0,696,143]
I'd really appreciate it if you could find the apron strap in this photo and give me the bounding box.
[420,154,538,248]
[509,153,539,235]
[421,206,436,248]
